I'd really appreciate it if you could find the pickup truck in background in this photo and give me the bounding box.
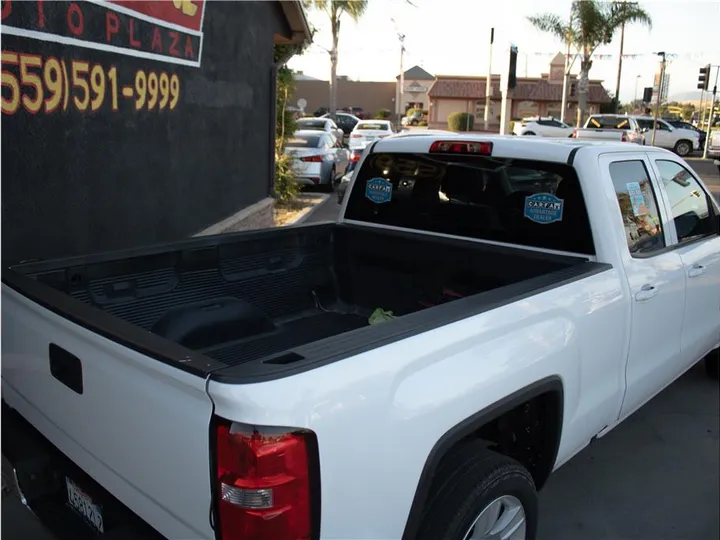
[3,136,720,540]
[574,114,701,156]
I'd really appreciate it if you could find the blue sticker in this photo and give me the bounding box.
[365,177,393,204]
[626,181,647,216]
[524,193,564,224]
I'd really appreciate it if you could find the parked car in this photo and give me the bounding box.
[313,107,329,117]
[573,114,645,144]
[295,117,344,143]
[666,119,707,149]
[283,130,348,190]
[580,114,700,156]
[341,106,365,119]
[402,110,424,126]
[3,136,719,540]
[349,120,395,149]
[708,129,720,158]
[513,116,574,137]
[321,112,361,138]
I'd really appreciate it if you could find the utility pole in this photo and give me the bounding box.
[484,28,494,131]
[634,74,640,111]
[702,65,718,159]
[651,51,666,147]
[391,18,406,129]
[560,3,574,124]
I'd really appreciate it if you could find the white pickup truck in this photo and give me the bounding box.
[3,136,720,540]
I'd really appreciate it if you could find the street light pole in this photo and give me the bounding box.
[651,52,666,147]
[634,74,640,110]
[702,65,719,159]
[484,28,494,131]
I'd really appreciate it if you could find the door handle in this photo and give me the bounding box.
[635,284,658,302]
[688,264,705,278]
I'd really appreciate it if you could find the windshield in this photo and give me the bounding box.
[286,135,322,148]
[344,152,595,254]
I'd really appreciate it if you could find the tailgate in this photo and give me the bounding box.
[1,284,215,539]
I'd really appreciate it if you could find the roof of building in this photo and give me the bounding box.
[397,65,435,81]
[428,76,611,104]
[277,1,312,45]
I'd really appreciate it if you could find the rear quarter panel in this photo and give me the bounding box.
[208,268,629,539]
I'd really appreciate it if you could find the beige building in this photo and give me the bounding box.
[294,76,396,117]
[427,53,612,129]
[396,65,435,114]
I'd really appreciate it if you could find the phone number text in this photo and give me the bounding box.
[1,51,180,116]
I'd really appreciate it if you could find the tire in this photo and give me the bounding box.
[416,443,538,540]
[674,139,692,157]
[705,349,719,380]
[522,131,536,136]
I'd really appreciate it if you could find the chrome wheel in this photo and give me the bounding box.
[463,495,526,540]
[675,141,691,156]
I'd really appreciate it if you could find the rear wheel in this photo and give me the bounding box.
[522,131,536,136]
[324,167,336,192]
[674,139,692,156]
[416,443,538,540]
[705,349,719,380]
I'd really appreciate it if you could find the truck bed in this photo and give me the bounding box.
[4,222,608,382]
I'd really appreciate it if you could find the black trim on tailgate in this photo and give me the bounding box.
[2,401,167,540]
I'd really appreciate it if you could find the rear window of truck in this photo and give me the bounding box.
[587,116,631,129]
[344,152,595,254]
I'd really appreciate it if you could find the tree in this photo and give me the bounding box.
[612,1,652,112]
[529,1,651,126]
[307,0,368,121]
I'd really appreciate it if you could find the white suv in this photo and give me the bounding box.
[513,116,574,137]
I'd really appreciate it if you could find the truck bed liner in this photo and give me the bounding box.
[5,223,608,382]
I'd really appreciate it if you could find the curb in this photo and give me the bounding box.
[284,194,331,226]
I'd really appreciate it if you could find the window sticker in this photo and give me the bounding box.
[365,177,393,204]
[626,181,648,216]
[524,193,564,224]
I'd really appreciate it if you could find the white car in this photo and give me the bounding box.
[283,130,348,190]
[513,116,574,137]
[349,119,395,149]
[295,117,344,143]
[4,136,719,540]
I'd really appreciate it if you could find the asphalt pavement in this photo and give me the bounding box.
[2,158,719,540]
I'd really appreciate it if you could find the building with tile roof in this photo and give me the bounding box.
[427,53,612,129]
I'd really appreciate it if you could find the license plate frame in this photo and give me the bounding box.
[65,476,105,534]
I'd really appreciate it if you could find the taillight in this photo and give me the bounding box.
[572,129,577,138]
[300,155,323,162]
[429,140,493,155]
[350,152,361,162]
[213,418,318,540]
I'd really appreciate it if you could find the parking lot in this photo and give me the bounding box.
[3,159,719,540]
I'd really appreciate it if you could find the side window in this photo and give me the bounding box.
[636,119,653,131]
[609,160,665,255]
[655,160,716,242]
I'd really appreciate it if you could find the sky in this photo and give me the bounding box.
[288,0,720,103]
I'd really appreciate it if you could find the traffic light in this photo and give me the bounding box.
[508,45,518,90]
[569,82,577,97]
[642,87,653,103]
[698,65,710,91]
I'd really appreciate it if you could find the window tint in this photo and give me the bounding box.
[344,153,595,254]
[356,122,390,131]
[608,160,665,255]
[286,134,322,148]
[655,160,716,242]
[297,119,327,130]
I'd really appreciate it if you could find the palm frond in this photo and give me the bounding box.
[332,0,369,21]
[527,14,569,41]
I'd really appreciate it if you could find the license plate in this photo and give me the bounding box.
[66,477,104,534]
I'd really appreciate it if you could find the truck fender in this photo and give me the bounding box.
[400,376,564,540]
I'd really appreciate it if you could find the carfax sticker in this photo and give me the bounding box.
[365,177,393,204]
[625,181,648,216]
[524,193,564,224]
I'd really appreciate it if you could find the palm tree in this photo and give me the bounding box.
[308,0,369,121]
[611,1,652,112]
[528,1,651,126]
